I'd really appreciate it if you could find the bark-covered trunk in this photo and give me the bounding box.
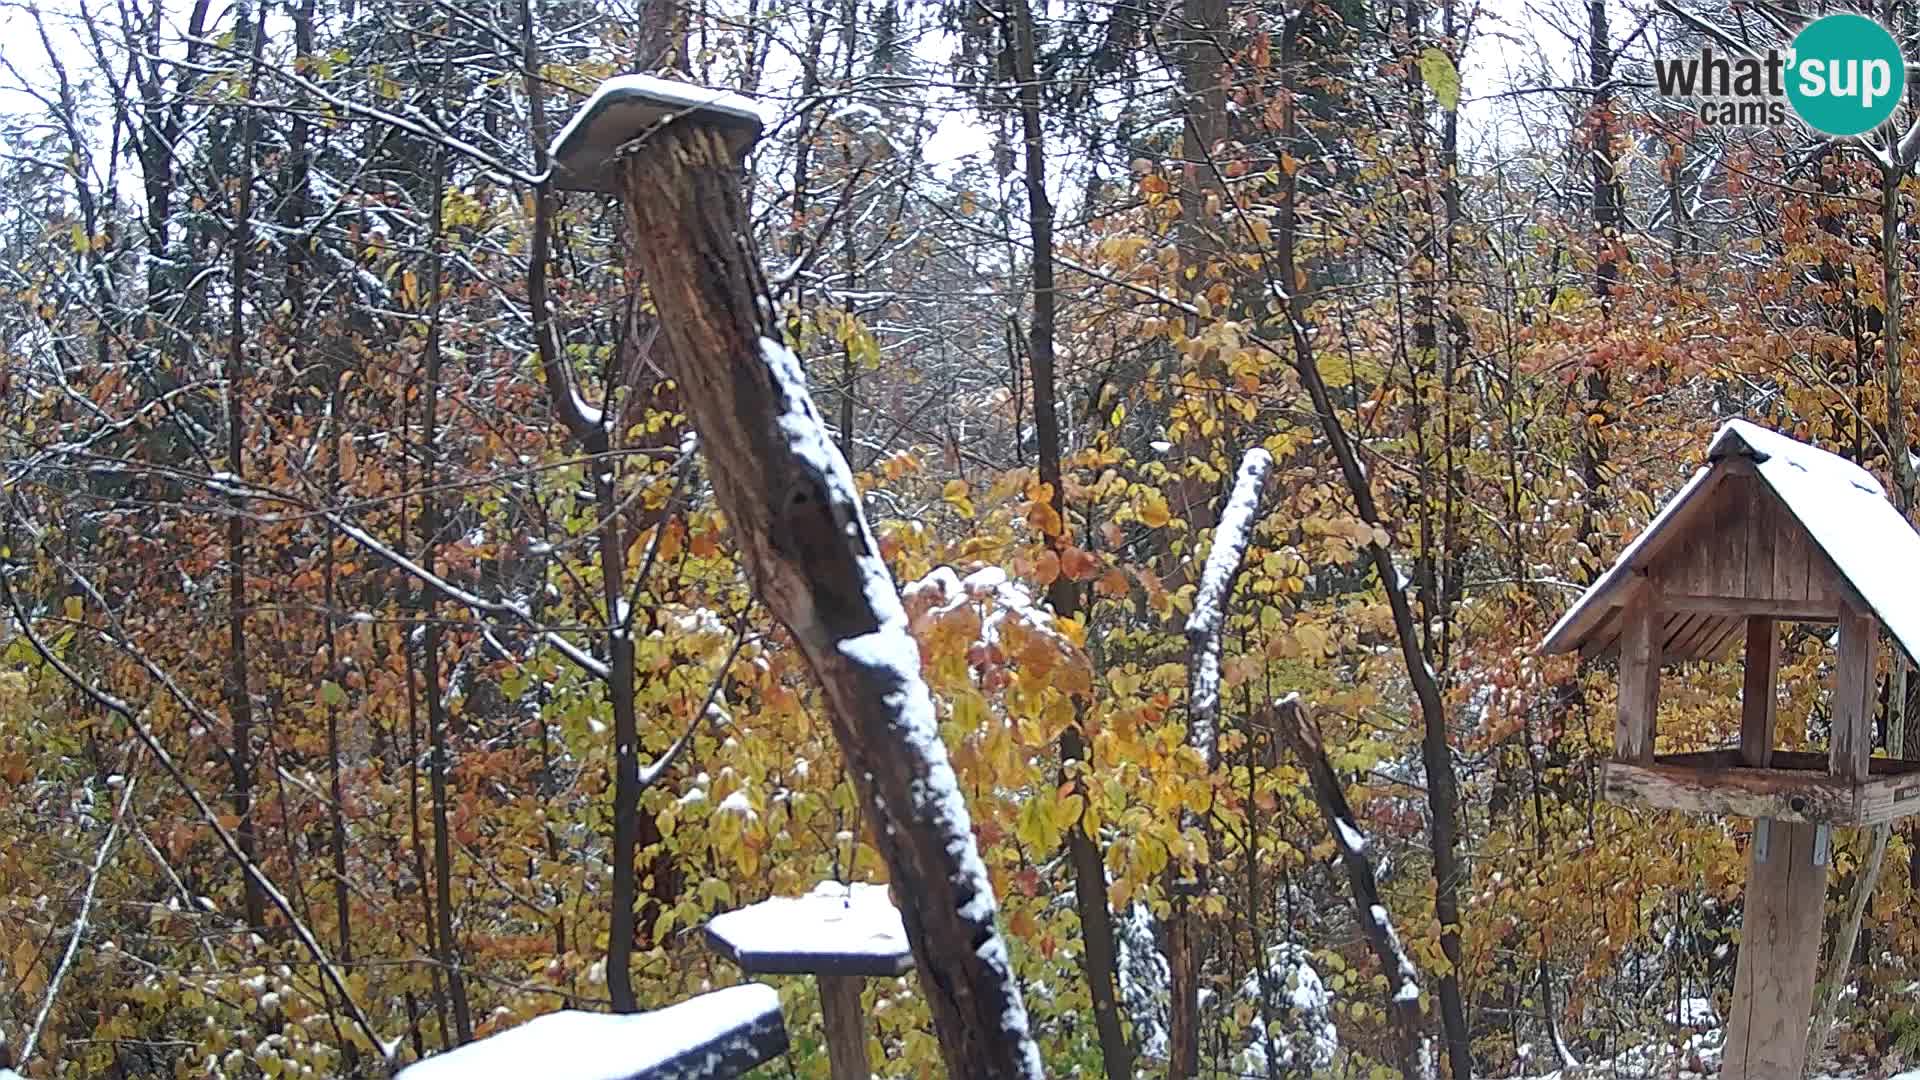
[222,0,267,935]
[617,119,1043,1080]
[1273,696,1428,1077]
[419,144,474,1046]
[1272,15,1472,1076]
[1168,448,1271,1073]
[1004,0,1132,1075]
[1577,0,1621,584]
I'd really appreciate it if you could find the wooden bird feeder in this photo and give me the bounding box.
[706,882,910,1080]
[1540,419,1920,1077]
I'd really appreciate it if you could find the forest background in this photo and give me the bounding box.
[3,0,1920,1074]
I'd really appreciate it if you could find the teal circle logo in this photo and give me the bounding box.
[1786,14,1905,136]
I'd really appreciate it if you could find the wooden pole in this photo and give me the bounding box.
[1616,577,1660,763]
[819,976,871,1080]
[1726,607,1877,1076]
[1740,616,1777,768]
[613,116,1041,1079]
[1723,820,1827,1078]
[1832,602,1876,783]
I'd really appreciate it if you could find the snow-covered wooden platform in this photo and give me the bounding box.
[705,882,909,1080]
[395,983,786,1080]
[705,881,911,978]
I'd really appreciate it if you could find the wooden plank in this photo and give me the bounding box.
[1697,618,1745,662]
[1601,760,1861,824]
[1712,475,1751,598]
[1675,614,1728,658]
[1858,770,1920,824]
[1579,614,1623,663]
[1717,749,1920,777]
[1616,579,1661,763]
[1661,612,1702,655]
[1806,546,1843,613]
[820,975,872,1080]
[1772,510,1809,603]
[1656,593,1839,621]
[395,985,791,1080]
[1723,820,1828,1079]
[1745,483,1778,601]
[1742,617,1778,768]
[1833,602,1876,783]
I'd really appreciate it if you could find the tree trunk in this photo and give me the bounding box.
[1169,448,1271,1072]
[1272,15,1471,1076]
[419,143,474,1046]
[617,120,1043,1080]
[1577,0,1622,584]
[1003,0,1132,1075]
[1808,161,1915,1073]
[1273,696,1428,1077]
[222,0,267,935]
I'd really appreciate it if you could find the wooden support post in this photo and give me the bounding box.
[1616,579,1661,763]
[595,90,1039,1078]
[1833,602,1876,783]
[819,976,871,1080]
[1741,616,1778,768]
[1724,820,1828,1078]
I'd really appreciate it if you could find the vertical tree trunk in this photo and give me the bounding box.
[521,5,661,1010]
[1272,15,1471,1075]
[1809,161,1914,1070]
[1003,1,1131,1074]
[1577,0,1621,584]
[222,0,268,935]
[419,143,474,1045]
[617,117,1043,1080]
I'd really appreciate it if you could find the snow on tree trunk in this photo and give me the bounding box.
[614,120,1043,1080]
[1272,694,1429,1078]
[1169,445,1272,1074]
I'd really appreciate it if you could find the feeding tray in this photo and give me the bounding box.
[550,75,768,193]
[1602,749,1920,826]
[705,881,911,978]
[704,882,909,1080]
[395,983,786,1080]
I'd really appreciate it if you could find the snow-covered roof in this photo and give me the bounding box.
[550,76,769,193]
[705,881,912,977]
[1540,420,1920,665]
[395,984,785,1080]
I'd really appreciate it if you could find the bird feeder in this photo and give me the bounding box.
[395,983,787,1080]
[706,882,911,1080]
[1540,419,1920,1077]
[549,75,766,193]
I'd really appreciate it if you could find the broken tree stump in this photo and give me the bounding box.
[549,76,1042,1079]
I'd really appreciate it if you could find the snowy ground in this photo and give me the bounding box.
[1504,1028,1920,1080]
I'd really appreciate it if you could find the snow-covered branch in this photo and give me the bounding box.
[1185,447,1273,764]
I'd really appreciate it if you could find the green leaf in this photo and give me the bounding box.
[1420,47,1460,111]
[320,680,347,708]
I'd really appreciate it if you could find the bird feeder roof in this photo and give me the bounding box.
[1540,420,1920,665]
[549,75,768,193]
[705,881,912,978]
